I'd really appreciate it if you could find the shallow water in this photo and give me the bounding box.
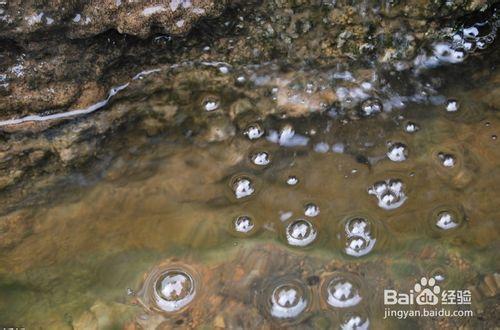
[1,34,500,330]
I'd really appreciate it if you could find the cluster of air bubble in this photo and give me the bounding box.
[344,217,376,257]
[267,124,309,147]
[264,274,365,321]
[415,8,499,69]
[368,179,407,210]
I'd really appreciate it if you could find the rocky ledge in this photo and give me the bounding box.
[0,0,498,193]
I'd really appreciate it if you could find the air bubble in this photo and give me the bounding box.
[267,124,309,147]
[387,143,408,162]
[435,211,459,230]
[304,203,320,217]
[438,152,456,168]
[234,215,255,233]
[360,98,382,117]
[368,179,407,210]
[286,176,299,186]
[345,218,371,237]
[404,122,419,133]
[204,100,219,112]
[269,282,309,319]
[446,99,459,112]
[286,219,317,247]
[340,312,370,330]
[251,151,271,166]
[153,270,196,312]
[433,43,466,64]
[324,276,362,308]
[244,124,264,140]
[231,177,255,199]
[343,217,376,257]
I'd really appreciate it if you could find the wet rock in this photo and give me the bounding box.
[0,0,497,193]
[0,1,227,40]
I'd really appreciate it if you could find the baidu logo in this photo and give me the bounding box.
[414,277,440,305]
[384,277,471,306]
[383,277,474,319]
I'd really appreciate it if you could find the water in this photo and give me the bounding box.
[0,15,499,330]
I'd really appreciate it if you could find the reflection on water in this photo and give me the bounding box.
[0,50,499,330]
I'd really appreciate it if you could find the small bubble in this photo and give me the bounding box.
[332,142,345,154]
[387,143,408,162]
[232,177,255,199]
[270,282,308,319]
[304,203,320,217]
[218,66,229,74]
[234,215,255,233]
[314,142,330,153]
[438,152,456,168]
[286,219,317,247]
[492,135,497,141]
[435,211,459,230]
[360,98,382,117]
[203,99,219,112]
[446,99,459,112]
[404,122,419,133]
[251,151,270,166]
[244,124,264,140]
[236,75,246,83]
[286,175,299,186]
[340,312,370,330]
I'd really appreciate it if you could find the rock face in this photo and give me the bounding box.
[0,0,227,39]
[0,0,498,193]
